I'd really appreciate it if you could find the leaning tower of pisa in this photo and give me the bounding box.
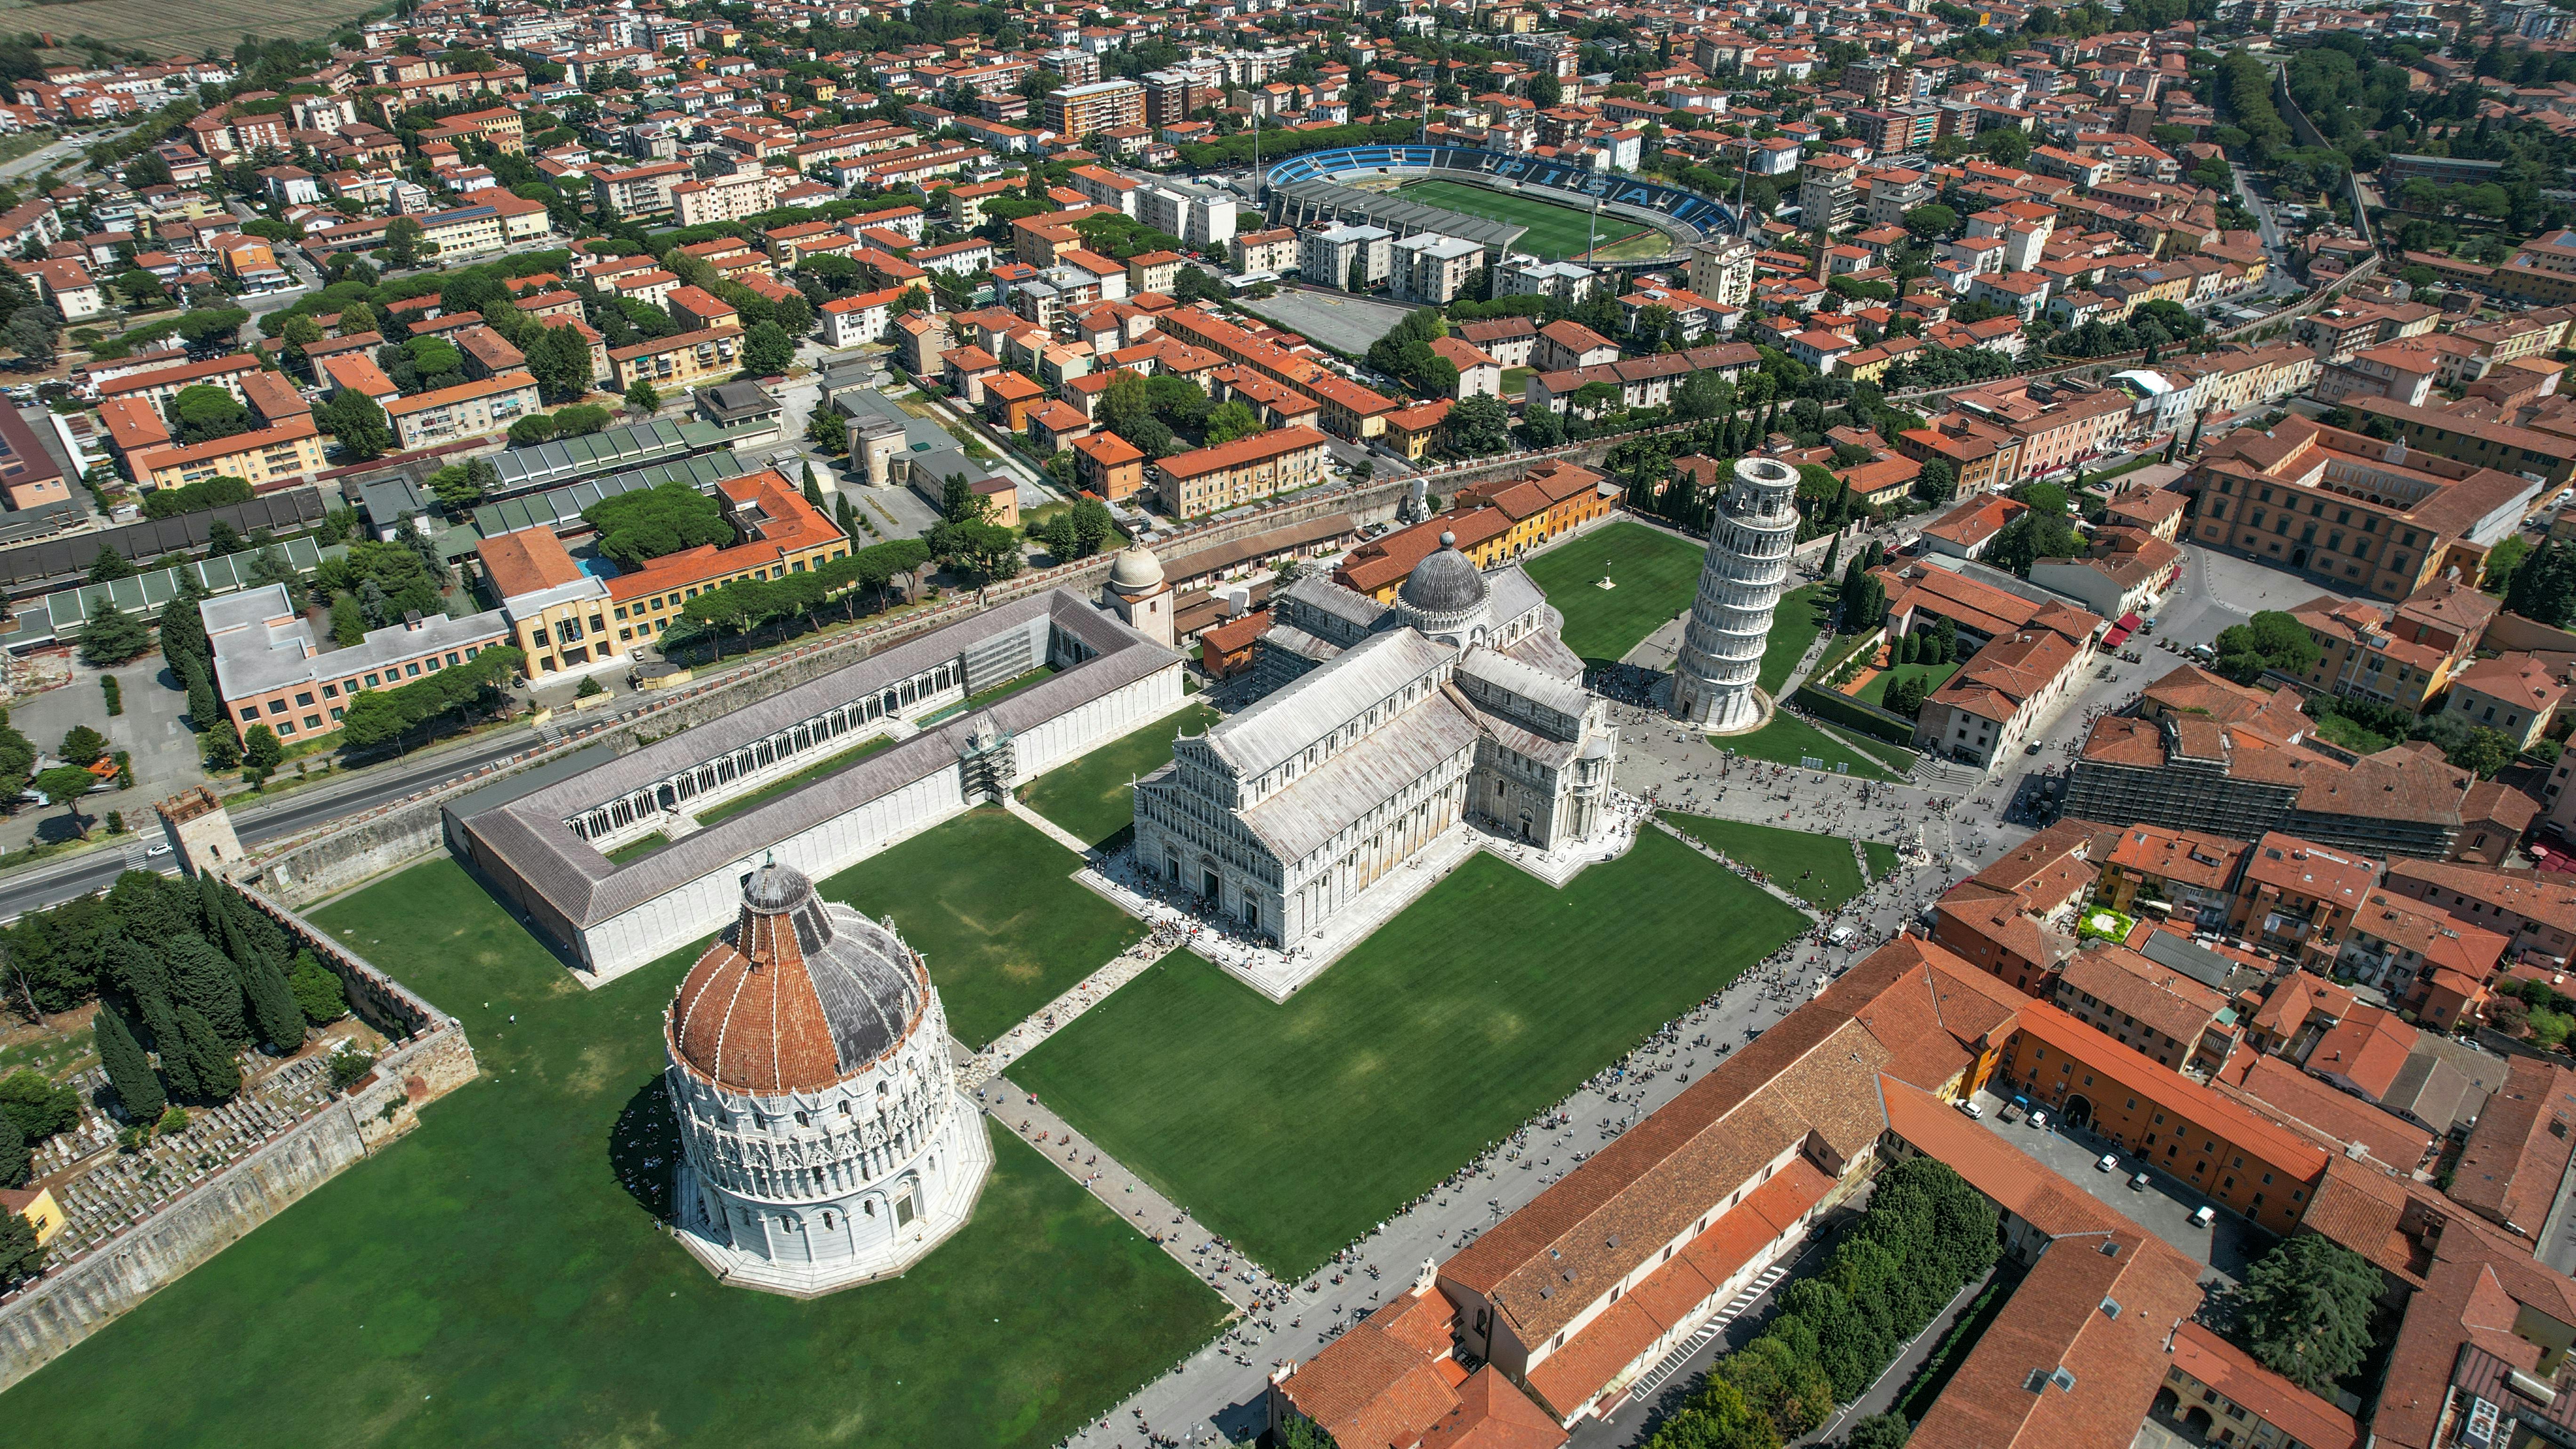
[1668,457,1802,732]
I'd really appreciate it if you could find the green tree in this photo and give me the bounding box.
[166,933,246,1046]
[241,723,283,777]
[525,322,596,403]
[58,725,107,767]
[93,999,165,1123]
[626,378,660,414]
[78,599,151,667]
[172,1004,238,1102]
[2227,1236,2379,1393]
[1203,401,1262,445]
[385,216,426,266]
[2210,610,2323,685]
[583,482,731,567]
[34,765,97,839]
[0,1193,42,1282]
[740,319,794,375]
[0,1110,24,1189]
[314,387,393,460]
[240,947,306,1054]
[2508,539,2576,628]
[1901,204,1958,238]
[88,545,136,584]
[1843,1413,1910,1449]
[288,950,349,1024]
[331,592,367,646]
[0,1067,79,1144]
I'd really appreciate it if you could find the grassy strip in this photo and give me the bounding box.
[1757,584,1834,696]
[1862,841,1901,882]
[1719,714,1906,782]
[693,733,895,826]
[1893,1271,2017,1422]
[1658,812,1868,910]
[921,665,1059,725]
[1815,718,1921,774]
[604,832,669,864]
[1017,701,1223,849]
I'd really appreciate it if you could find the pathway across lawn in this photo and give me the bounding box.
[0,860,1224,1449]
[1719,713,1913,782]
[1522,521,1707,668]
[1017,701,1222,849]
[816,807,1147,1047]
[1658,812,1871,910]
[1010,827,1806,1278]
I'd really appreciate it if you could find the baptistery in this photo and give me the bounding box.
[661,862,991,1296]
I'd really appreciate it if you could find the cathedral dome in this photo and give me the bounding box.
[1397,533,1487,616]
[1107,542,1165,593]
[667,862,926,1096]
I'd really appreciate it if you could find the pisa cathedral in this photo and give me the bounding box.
[1133,535,1616,944]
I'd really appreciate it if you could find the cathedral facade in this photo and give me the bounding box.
[1132,536,1616,945]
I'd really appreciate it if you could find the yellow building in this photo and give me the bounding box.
[1383,400,1449,462]
[1,1184,64,1244]
[130,417,328,491]
[610,326,743,393]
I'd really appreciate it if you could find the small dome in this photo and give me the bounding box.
[1108,542,1164,592]
[1398,532,1488,616]
[668,868,926,1095]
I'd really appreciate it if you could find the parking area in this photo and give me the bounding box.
[1968,1088,2269,1287]
[1238,288,1416,357]
[2190,545,2362,621]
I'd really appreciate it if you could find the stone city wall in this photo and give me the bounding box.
[0,896,475,1392]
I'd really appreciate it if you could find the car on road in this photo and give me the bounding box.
[2129,1171,2151,1191]
[2097,1153,2119,1173]
[145,841,170,857]
[2024,742,2043,755]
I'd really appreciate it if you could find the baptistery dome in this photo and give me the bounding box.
[660,863,991,1296]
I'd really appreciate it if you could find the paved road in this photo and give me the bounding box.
[0,725,539,922]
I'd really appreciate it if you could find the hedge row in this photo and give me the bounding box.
[1793,684,1920,748]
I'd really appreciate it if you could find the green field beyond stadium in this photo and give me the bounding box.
[1391,179,1673,262]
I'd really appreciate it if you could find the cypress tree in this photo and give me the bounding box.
[0,1110,23,1187]
[175,1006,238,1103]
[1822,535,1840,572]
[144,992,200,1101]
[166,934,247,1047]
[94,999,165,1123]
[0,1199,40,1283]
[242,950,306,1054]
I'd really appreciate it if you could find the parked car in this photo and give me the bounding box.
[2129,1171,2151,1191]
[2097,1154,2119,1173]
[2029,1110,2048,1130]
[1957,1099,1983,1119]
[2190,1205,2216,1228]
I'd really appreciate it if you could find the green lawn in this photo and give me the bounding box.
[1523,521,1707,668]
[605,832,669,864]
[1011,828,1805,1277]
[1759,583,1835,695]
[1721,713,1909,781]
[695,733,897,826]
[0,860,1224,1449]
[922,665,1060,725]
[815,808,1145,1046]
[1863,841,1900,882]
[1500,366,1531,399]
[1657,813,1866,910]
[1017,702,1222,849]
[1857,659,1960,708]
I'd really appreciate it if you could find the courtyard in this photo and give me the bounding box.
[1009,827,1807,1277]
[1016,701,1223,849]
[1522,521,1708,669]
[815,807,1148,1047]
[0,859,1224,1449]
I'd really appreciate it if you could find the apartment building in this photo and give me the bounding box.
[2288,577,2496,711]
[590,160,695,218]
[2187,417,2537,602]
[1042,79,1144,138]
[1301,223,1393,291]
[1152,427,1329,516]
[204,583,511,740]
[129,417,328,491]
[672,168,784,227]
[385,370,540,450]
[610,326,744,392]
[1393,233,1485,305]
[1797,153,1860,231]
[1684,237,1757,307]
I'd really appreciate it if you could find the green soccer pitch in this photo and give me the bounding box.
[1392,179,1674,262]
[1009,826,1807,1278]
[0,859,1223,1449]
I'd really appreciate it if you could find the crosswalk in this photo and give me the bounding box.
[1619,1263,1791,1406]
